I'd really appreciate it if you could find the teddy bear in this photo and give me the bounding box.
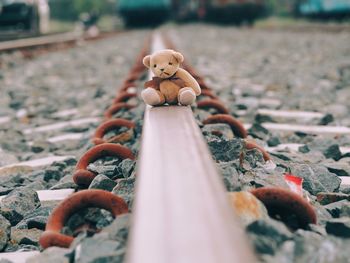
[141,49,201,106]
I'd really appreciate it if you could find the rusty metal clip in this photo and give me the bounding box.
[199,89,218,100]
[104,102,136,119]
[39,189,128,249]
[203,114,247,138]
[197,99,230,114]
[73,143,135,187]
[244,139,270,161]
[251,187,317,229]
[114,91,137,104]
[92,118,135,145]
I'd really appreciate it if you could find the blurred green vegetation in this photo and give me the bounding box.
[49,0,116,21]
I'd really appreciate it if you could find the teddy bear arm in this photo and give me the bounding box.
[176,68,201,96]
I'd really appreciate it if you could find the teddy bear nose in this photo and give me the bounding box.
[160,68,165,72]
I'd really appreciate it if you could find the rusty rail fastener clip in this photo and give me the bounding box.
[39,189,128,249]
[197,99,230,115]
[73,143,135,187]
[92,118,135,145]
[251,187,317,230]
[198,89,218,100]
[114,91,137,104]
[104,102,136,119]
[203,114,247,138]
[244,139,271,162]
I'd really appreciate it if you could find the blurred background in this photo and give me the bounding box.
[0,0,349,37]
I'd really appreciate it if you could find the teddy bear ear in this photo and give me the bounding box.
[172,51,184,63]
[143,55,151,68]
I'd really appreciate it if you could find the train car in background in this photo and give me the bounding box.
[117,0,172,27]
[0,0,49,34]
[172,0,203,21]
[117,0,266,26]
[299,0,350,18]
[203,0,266,24]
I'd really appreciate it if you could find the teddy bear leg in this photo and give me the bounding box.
[178,87,196,106]
[141,88,165,106]
[160,80,181,105]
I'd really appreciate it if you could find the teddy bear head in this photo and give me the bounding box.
[143,49,184,79]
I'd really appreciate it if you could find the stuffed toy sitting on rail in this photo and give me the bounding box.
[141,49,201,106]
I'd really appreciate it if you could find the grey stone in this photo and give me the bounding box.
[272,230,350,263]
[308,224,327,236]
[248,123,270,140]
[306,138,342,160]
[0,188,40,225]
[340,185,350,194]
[4,243,38,253]
[207,138,243,162]
[0,150,18,166]
[16,206,53,230]
[313,202,333,225]
[75,239,125,263]
[241,148,265,171]
[10,228,42,246]
[100,213,130,242]
[317,192,349,205]
[326,217,350,238]
[87,164,117,178]
[89,174,117,191]
[112,178,134,209]
[246,218,292,255]
[50,173,77,190]
[43,167,64,182]
[0,172,32,195]
[324,161,350,177]
[62,157,77,166]
[114,159,136,179]
[324,200,350,218]
[267,136,280,147]
[323,145,342,161]
[24,180,47,192]
[318,113,334,125]
[217,161,242,191]
[243,167,288,189]
[30,140,54,153]
[289,163,341,195]
[0,215,11,251]
[271,151,325,165]
[62,208,114,236]
[27,247,72,263]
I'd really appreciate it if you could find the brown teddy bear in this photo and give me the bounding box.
[141,49,201,106]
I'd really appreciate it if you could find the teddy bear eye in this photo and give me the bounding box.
[153,64,157,68]
[169,62,173,65]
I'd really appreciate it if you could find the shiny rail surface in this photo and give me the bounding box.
[126,33,256,263]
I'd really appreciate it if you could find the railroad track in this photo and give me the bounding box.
[0,26,349,262]
[0,30,121,56]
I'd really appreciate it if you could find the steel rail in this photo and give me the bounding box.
[126,33,256,263]
[0,31,121,53]
[0,31,82,52]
